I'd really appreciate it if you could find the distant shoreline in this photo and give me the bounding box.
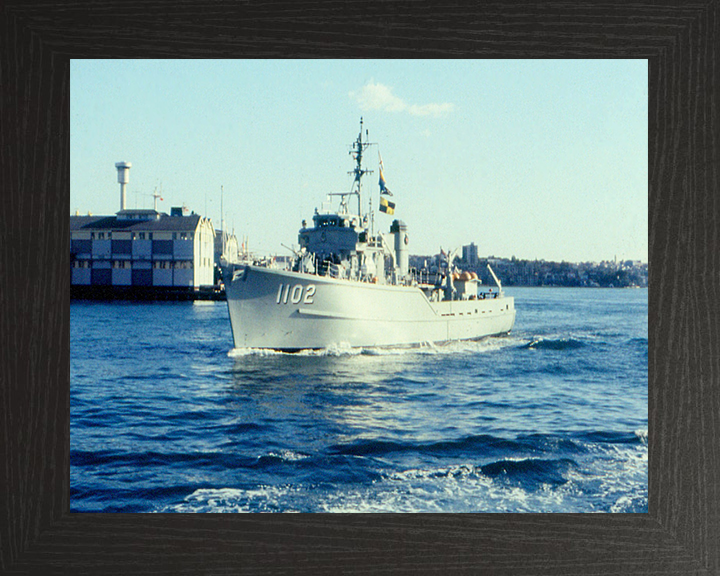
[409,255,648,289]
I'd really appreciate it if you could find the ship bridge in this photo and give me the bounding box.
[298,212,367,262]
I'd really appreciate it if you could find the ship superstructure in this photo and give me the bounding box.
[222,120,515,351]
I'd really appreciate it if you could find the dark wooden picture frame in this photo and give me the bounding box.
[2,2,717,574]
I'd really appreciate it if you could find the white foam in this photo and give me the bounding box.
[565,440,648,512]
[227,347,286,358]
[634,428,648,445]
[156,444,646,513]
[265,450,309,462]
[158,486,302,513]
[227,335,521,360]
[296,342,362,357]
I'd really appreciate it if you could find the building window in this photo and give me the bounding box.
[91,232,95,239]
[131,233,136,240]
[173,233,177,240]
[139,232,145,240]
[148,233,153,240]
[99,232,105,240]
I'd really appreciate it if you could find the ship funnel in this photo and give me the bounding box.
[115,161,132,211]
[391,219,409,280]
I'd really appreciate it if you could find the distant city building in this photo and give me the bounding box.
[462,242,479,266]
[71,208,216,298]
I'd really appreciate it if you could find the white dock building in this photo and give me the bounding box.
[71,208,216,298]
[71,162,217,299]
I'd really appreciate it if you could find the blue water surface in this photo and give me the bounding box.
[70,287,648,513]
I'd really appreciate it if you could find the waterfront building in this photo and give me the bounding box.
[70,206,216,298]
[214,229,241,264]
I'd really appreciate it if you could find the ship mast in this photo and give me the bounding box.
[349,117,374,227]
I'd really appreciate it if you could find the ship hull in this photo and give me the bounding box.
[223,264,516,351]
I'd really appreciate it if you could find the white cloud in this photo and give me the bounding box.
[350,81,453,117]
[350,81,406,112]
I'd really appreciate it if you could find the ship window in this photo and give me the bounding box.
[319,216,340,227]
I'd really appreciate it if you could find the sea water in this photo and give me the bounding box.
[70,287,648,513]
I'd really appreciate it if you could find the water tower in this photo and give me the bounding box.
[115,161,131,211]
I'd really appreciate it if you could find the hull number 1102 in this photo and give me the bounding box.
[276,283,316,305]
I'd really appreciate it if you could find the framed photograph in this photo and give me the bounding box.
[2,2,716,574]
[68,58,648,516]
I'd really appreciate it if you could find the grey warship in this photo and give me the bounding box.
[221,119,516,351]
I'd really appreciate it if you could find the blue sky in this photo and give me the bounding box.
[70,59,647,263]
